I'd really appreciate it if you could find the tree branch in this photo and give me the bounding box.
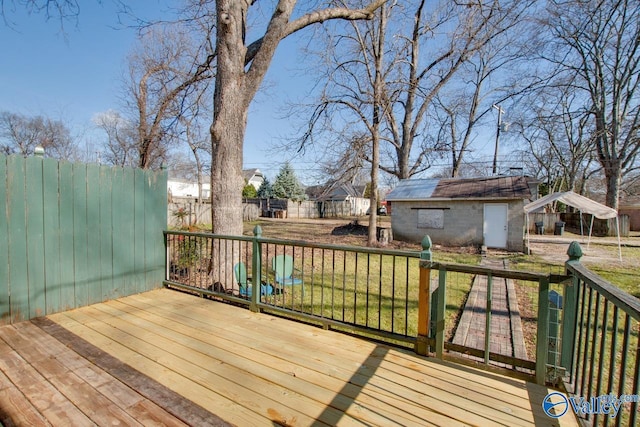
[245,0,388,65]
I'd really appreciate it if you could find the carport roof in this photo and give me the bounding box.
[386,176,534,201]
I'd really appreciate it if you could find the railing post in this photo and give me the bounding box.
[561,241,583,372]
[536,276,550,385]
[435,267,446,359]
[164,231,169,283]
[415,235,432,356]
[250,225,263,312]
[484,273,493,365]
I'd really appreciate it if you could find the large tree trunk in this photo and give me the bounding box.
[604,164,621,210]
[208,0,387,285]
[208,0,250,288]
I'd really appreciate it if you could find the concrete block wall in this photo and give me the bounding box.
[391,199,525,252]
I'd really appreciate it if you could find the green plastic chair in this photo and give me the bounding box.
[234,262,273,297]
[271,255,303,287]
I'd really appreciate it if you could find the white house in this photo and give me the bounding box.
[243,169,265,191]
[168,169,265,200]
[168,179,210,200]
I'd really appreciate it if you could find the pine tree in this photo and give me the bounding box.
[272,162,306,201]
[242,182,257,198]
[257,177,274,198]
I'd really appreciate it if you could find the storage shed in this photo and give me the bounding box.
[386,176,539,252]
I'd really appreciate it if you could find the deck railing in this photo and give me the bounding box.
[164,229,639,423]
[164,227,421,346]
[562,242,640,426]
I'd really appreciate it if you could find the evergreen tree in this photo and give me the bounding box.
[242,182,257,198]
[257,177,274,198]
[272,162,306,201]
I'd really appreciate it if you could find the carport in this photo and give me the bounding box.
[523,191,621,261]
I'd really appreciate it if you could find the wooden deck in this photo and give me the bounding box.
[0,288,579,426]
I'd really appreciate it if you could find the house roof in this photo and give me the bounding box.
[386,176,535,201]
[242,169,263,181]
[306,182,366,201]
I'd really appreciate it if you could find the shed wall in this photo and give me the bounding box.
[390,199,525,251]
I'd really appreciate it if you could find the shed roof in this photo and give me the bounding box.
[386,176,534,201]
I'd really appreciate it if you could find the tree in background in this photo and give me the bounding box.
[204,0,385,246]
[301,0,533,182]
[257,177,274,198]
[124,24,213,169]
[242,182,257,198]
[272,162,306,201]
[539,0,640,208]
[0,111,78,159]
[92,110,138,166]
[512,88,598,196]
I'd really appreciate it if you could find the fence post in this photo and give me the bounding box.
[561,241,583,372]
[536,276,550,385]
[415,235,432,356]
[250,225,263,312]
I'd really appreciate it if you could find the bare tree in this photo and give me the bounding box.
[207,0,386,241]
[125,23,214,169]
[540,0,640,209]
[514,89,599,195]
[180,112,212,203]
[93,110,138,166]
[433,2,537,178]
[0,0,79,27]
[0,111,78,159]
[301,0,535,186]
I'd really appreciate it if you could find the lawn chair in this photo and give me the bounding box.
[271,255,303,289]
[234,262,274,298]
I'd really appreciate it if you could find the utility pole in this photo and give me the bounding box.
[492,104,504,175]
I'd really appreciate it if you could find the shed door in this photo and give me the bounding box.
[483,204,508,248]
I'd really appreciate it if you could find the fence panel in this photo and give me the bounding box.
[0,159,8,321]
[58,160,75,311]
[7,156,29,323]
[0,154,167,325]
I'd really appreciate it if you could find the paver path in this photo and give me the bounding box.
[452,257,528,363]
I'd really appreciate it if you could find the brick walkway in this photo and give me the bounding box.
[452,257,528,364]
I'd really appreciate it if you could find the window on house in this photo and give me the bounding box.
[417,209,444,229]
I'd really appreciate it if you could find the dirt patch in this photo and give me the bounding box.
[245,218,420,250]
[331,221,368,236]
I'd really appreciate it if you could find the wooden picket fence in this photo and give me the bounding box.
[0,154,167,324]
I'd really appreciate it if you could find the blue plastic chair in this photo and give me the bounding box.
[271,255,303,287]
[234,262,273,298]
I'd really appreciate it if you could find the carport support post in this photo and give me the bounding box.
[250,225,263,313]
[415,235,432,356]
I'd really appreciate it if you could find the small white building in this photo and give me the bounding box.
[386,176,539,252]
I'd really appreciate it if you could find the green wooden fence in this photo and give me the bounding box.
[0,154,167,325]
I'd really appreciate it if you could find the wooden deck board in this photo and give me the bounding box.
[0,288,580,426]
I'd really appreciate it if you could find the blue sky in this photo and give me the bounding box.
[0,2,316,182]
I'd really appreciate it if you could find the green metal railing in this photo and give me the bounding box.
[416,236,568,383]
[164,227,421,346]
[562,242,640,426]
